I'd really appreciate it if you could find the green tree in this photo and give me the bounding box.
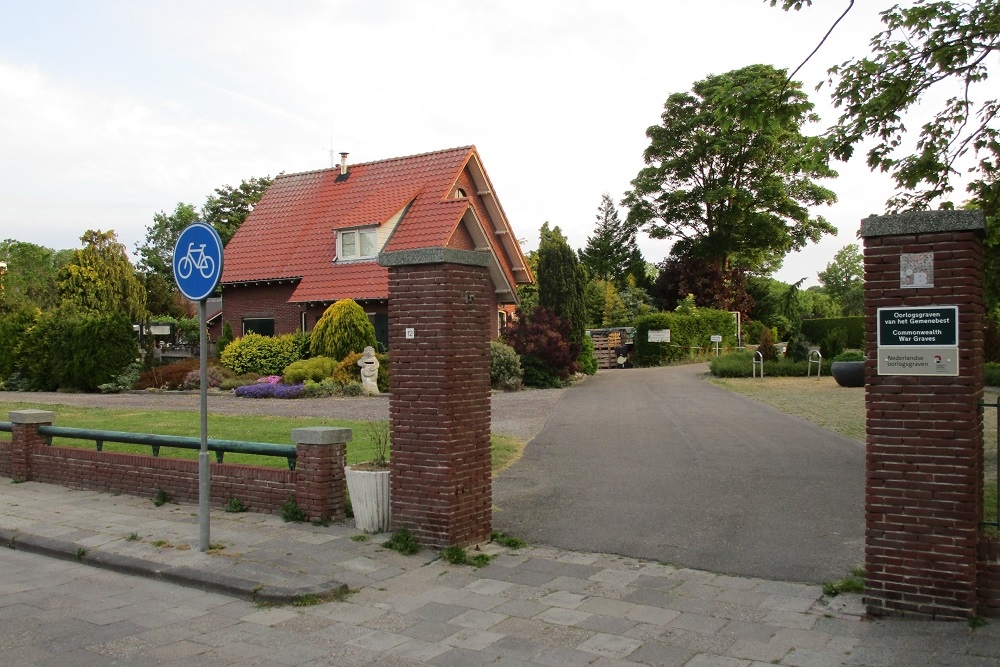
[579,194,647,289]
[537,223,587,343]
[136,203,199,285]
[58,230,147,321]
[624,64,838,309]
[515,250,539,316]
[777,1,999,212]
[0,239,73,312]
[817,244,864,316]
[202,176,273,246]
[309,299,377,361]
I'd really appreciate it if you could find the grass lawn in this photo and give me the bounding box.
[710,375,999,532]
[0,401,524,474]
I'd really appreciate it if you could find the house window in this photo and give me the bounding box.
[243,318,274,336]
[454,187,467,199]
[338,228,378,260]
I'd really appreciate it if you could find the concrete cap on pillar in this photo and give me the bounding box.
[9,410,56,424]
[291,427,352,445]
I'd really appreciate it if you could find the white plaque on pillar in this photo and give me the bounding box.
[900,252,933,288]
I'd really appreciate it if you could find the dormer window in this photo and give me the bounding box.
[454,188,467,199]
[338,227,378,260]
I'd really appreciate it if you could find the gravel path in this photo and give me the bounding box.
[0,386,565,442]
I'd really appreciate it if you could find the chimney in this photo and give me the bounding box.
[340,152,349,176]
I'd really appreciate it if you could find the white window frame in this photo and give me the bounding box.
[337,227,378,261]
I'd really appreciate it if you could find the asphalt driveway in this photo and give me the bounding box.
[492,363,865,584]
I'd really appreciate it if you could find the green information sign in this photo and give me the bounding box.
[877,306,958,347]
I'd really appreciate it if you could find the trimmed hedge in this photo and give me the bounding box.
[634,309,737,367]
[710,350,832,378]
[800,317,865,349]
[0,308,35,380]
[220,332,303,376]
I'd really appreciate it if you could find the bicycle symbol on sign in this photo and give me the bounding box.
[176,243,216,280]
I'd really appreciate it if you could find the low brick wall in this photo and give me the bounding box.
[1,411,348,521]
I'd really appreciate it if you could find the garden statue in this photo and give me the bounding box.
[357,346,380,396]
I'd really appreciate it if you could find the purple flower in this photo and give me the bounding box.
[235,382,304,399]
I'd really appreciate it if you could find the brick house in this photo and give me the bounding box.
[220,146,533,347]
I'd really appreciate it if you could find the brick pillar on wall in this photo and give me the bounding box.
[860,210,987,620]
[293,427,350,522]
[379,248,492,548]
[9,410,55,482]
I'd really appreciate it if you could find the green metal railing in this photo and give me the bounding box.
[980,399,999,531]
[0,422,296,470]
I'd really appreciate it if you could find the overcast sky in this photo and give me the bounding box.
[0,0,961,286]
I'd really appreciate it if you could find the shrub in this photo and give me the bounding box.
[820,328,848,360]
[800,316,865,349]
[217,321,234,356]
[520,355,564,388]
[219,372,261,390]
[0,307,35,380]
[578,334,598,375]
[503,308,580,385]
[490,340,522,390]
[331,351,389,392]
[743,320,765,346]
[834,350,865,362]
[986,362,1000,387]
[310,299,377,361]
[220,332,303,376]
[136,359,200,390]
[16,307,138,391]
[182,365,227,390]
[785,332,811,362]
[757,327,779,362]
[283,356,336,384]
[98,360,143,394]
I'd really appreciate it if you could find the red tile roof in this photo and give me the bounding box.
[221,146,529,304]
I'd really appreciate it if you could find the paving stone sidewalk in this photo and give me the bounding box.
[2,479,999,666]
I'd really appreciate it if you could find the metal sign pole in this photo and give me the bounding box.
[198,298,210,551]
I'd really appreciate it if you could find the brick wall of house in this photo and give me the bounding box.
[221,282,303,336]
[386,258,492,547]
[2,413,347,522]
[862,218,993,619]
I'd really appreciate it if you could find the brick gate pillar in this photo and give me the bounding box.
[860,210,987,619]
[9,410,55,482]
[379,248,493,548]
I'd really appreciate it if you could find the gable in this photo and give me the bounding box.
[221,146,533,306]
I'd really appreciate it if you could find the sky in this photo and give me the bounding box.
[0,0,965,286]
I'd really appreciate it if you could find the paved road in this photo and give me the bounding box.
[493,364,866,584]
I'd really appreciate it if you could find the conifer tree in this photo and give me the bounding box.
[537,223,587,344]
[579,193,647,289]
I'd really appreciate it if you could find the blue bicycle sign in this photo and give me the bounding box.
[173,222,223,301]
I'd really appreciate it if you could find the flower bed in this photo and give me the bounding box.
[234,382,304,399]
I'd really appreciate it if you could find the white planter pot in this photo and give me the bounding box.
[344,466,391,533]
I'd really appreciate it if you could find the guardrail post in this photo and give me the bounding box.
[8,410,55,482]
[292,427,350,522]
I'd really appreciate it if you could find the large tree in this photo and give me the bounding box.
[0,239,73,312]
[777,1,998,212]
[579,194,647,290]
[624,64,838,310]
[817,243,864,316]
[202,176,273,246]
[59,229,147,322]
[536,223,587,343]
[136,202,200,286]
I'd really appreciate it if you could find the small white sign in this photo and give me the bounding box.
[710,335,722,343]
[405,327,415,339]
[877,346,958,376]
[648,329,670,343]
